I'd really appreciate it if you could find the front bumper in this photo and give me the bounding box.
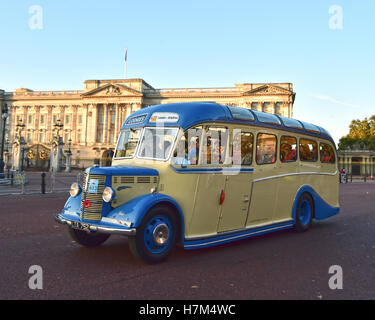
[54,214,136,236]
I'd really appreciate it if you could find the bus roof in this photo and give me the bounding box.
[121,102,335,144]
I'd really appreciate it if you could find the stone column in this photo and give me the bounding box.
[258,102,263,112]
[103,103,108,144]
[10,105,17,141]
[91,104,98,144]
[59,105,65,126]
[46,105,53,143]
[22,106,28,130]
[72,105,78,144]
[34,105,40,142]
[83,104,88,146]
[114,103,120,138]
[107,104,113,144]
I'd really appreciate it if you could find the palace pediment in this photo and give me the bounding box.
[81,83,143,97]
[242,84,292,96]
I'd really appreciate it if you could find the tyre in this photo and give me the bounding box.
[295,193,314,232]
[69,227,110,247]
[128,206,177,264]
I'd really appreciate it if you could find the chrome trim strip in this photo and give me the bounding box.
[253,170,338,182]
[185,218,293,241]
[54,214,136,236]
[184,222,294,248]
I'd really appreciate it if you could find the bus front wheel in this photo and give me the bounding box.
[128,206,177,264]
[295,193,314,232]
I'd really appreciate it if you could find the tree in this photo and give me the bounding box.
[338,116,375,151]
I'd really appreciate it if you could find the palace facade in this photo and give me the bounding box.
[0,79,295,169]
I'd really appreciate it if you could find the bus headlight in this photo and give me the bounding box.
[102,187,115,203]
[69,183,81,197]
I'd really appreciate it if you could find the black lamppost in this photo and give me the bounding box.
[15,119,26,171]
[0,104,9,177]
[53,119,64,142]
[67,138,72,153]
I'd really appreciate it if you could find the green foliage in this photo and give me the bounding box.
[338,116,375,150]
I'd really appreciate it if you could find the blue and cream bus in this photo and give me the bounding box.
[55,102,340,263]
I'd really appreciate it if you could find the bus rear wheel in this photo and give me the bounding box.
[69,227,110,247]
[295,193,314,232]
[128,206,177,264]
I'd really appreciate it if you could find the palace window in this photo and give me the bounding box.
[262,102,271,113]
[275,102,282,116]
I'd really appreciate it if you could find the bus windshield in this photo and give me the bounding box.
[114,128,142,158]
[138,127,179,160]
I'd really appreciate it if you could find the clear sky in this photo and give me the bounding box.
[0,0,374,144]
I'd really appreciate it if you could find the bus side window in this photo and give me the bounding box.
[299,139,318,162]
[232,131,253,165]
[320,142,336,164]
[202,127,228,165]
[280,136,297,162]
[173,127,201,165]
[256,133,277,165]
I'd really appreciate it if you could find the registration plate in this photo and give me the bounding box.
[88,179,99,194]
[71,221,90,231]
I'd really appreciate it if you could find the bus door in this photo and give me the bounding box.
[246,132,278,227]
[274,135,299,221]
[189,127,228,237]
[217,131,254,232]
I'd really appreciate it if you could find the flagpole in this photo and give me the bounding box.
[124,47,128,79]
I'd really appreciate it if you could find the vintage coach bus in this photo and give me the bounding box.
[55,102,340,263]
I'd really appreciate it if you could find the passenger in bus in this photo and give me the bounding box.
[173,139,190,165]
[257,138,276,164]
[300,144,312,161]
[187,138,199,165]
[211,141,226,164]
[233,133,252,165]
[281,143,297,161]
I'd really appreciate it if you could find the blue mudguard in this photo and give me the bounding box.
[107,193,184,231]
[292,185,340,221]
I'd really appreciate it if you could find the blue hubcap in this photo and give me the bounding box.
[299,200,312,226]
[144,215,173,254]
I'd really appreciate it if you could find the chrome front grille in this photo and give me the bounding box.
[81,174,106,221]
